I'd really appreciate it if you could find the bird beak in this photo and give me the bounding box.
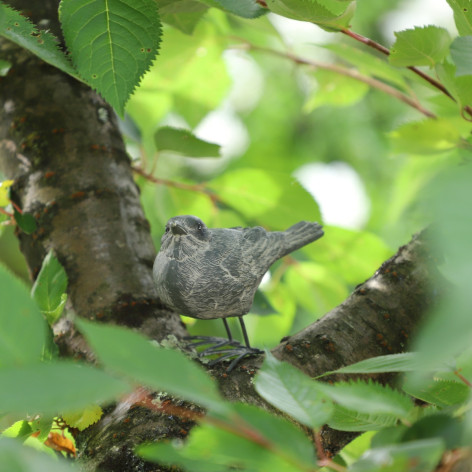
[170,223,187,235]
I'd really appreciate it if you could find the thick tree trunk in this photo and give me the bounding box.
[0,1,187,353]
[0,1,443,470]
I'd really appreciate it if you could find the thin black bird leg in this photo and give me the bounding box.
[223,318,233,341]
[239,317,251,347]
[185,318,241,351]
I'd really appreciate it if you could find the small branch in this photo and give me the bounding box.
[137,389,317,472]
[10,200,23,214]
[0,207,13,218]
[313,430,346,471]
[454,370,472,388]
[341,29,452,97]
[132,166,219,204]
[341,29,390,56]
[342,29,472,119]
[238,42,436,118]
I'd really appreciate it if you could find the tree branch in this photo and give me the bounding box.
[341,28,472,120]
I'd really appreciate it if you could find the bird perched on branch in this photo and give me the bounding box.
[153,215,324,370]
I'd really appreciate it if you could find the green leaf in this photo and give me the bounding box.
[202,0,267,19]
[0,264,47,367]
[284,261,348,314]
[0,437,76,472]
[402,377,469,408]
[126,20,230,131]
[157,0,209,34]
[446,0,472,36]
[266,0,355,31]
[371,425,408,448]
[250,289,277,316]
[139,403,316,471]
[325,43,409,91]
[435,62,472,112]
[318,379,413,418]
[304,69,369,111]
[402,415,464,450]
[0,3,79,80]
[350,439,445,472]
[76,319,226,412]
[223,403,316,468]
[31,251,68,325]
[389,119,462,155]
[389,26,451,67]
[30,417,53,442]
[154,126,220,157]
[303,226,393,285]
[0,59,11,76]
[1,421,33,441]
[450,36,472,76]
[13,210,37,234]
[59,0,161,115]
[209,168,321,229]
[328,404,398,432]
[0,361,130,415]
[319,353,422,377]
[255,352,334,429]
[248,284,297,347]
[414,166,472,366]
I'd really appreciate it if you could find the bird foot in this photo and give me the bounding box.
[185,336,263,372]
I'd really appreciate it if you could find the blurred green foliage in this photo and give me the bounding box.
[2,0,472,470]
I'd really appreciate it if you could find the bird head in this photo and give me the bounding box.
[161,215,211,247]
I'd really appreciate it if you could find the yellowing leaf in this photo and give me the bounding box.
[44,432,76,456]
[63,404,103,431]
[0,180,14,207]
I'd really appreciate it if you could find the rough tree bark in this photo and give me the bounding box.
[0,1,443,470]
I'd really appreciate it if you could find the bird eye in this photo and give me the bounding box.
[165,226,169,233]
[197,223,203,231]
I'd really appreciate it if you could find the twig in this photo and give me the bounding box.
[313,430,346,471]
[10,200,22,214]
[0,207,13,218]
[237,42,436,118]
[342,29,472,119]
[454,370,472,388]
[132,166,219,203]
[137,389,318,472]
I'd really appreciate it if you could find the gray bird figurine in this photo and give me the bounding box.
[153,215,324,369]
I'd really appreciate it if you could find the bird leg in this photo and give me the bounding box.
[185,317,262,372]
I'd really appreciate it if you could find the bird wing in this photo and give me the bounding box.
[238,226,286,276]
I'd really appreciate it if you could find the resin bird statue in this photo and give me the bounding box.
[153,215,324,370]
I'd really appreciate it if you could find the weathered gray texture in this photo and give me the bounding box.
[153,215,324,319]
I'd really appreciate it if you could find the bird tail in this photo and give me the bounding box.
[280,221,324,255]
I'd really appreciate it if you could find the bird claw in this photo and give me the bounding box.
[185,336,262,372]
[185,335,240,349]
